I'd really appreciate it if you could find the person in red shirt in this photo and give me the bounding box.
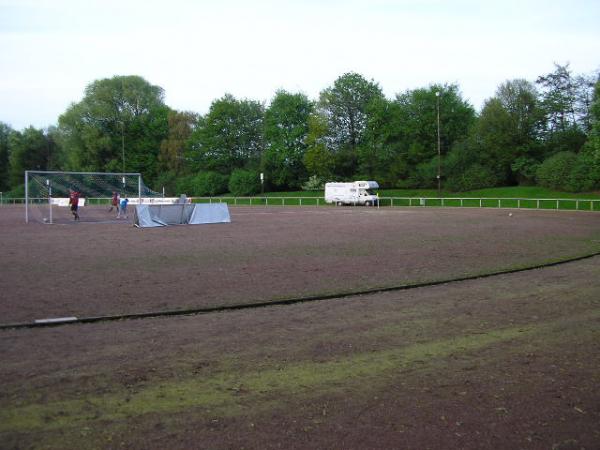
[108,191,120,214]
[69,188,80,221]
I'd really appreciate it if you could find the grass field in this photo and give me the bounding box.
[0,204,599,449]
[251,185,600,199]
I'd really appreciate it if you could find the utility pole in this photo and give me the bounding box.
[436,91,441,196]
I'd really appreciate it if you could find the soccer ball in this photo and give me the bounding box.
[43,217,48,223]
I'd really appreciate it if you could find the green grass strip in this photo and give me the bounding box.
[3,310,599,434]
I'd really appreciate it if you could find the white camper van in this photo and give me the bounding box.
[324,181,379,206]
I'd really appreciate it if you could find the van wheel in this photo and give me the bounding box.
[336,201,343,206]
[365,201,371,206]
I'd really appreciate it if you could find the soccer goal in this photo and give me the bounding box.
[24,171,158,224]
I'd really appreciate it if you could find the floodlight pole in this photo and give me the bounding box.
[436,91,441,196]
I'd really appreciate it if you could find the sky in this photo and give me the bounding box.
[1,0,599,130]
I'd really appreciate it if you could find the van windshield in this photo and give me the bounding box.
[365,189,376,195]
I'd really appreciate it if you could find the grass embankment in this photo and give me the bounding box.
[203,186,599,210]
[250,186,600,199]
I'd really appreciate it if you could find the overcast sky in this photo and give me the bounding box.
[1,0,599,130]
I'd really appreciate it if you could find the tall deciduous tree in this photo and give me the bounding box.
[318,72,384,178]
[395,84,475,186]
[8,126,58,187]
[188,94,265,174]
[358,97,408,186]
[536,63,589,155]
[471,79,544,184]
[0,122,12,191]
[58,75,169,184]
[262,90,313,189]
[158,110,198,175]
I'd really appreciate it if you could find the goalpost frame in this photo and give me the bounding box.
[25,170,142,223]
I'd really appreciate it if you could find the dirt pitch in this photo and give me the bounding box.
[0,204,599,449]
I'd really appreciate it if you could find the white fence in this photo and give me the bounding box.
[3,196,599,212]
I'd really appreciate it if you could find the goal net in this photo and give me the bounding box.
[25,171,159,224]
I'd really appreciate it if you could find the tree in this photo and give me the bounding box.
[303,112,334,179]
[318,73,384,178]
[188,94,264,174]
[228,168,260,196]
[58,75,169,184]
[395,84,475,185]
[0,122,12,191]
[358,96,408,186]
[158,110,198,175]
[536,151,577,191]
[536,63,589,155]
[262,90,313,190]
[8,126,58,188]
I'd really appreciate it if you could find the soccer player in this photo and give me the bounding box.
[108,191,120,214]
[117,197,129,219]
[68,188,80,221]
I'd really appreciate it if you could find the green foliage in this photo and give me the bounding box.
[407,158,439,189]
[301,175,326,191]
[153,170,178,196]
[158,110,198,176]
[446,164,499,192]
[304,113,334,179]
[319,72,384,153]
[188,94,264,174]
[511,157,540,185]
[8,126,59,187]
[173,171,229,196]
[57,75,168,185]
[262,91,313,189]
[4,68,600,196]
[190,171,229,196]
[0,122,12,191]
[358,97,408,187]
[396,84,476,168]
[228,169,261,196]
[536,151,577,191]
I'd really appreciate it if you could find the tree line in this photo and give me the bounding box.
[1,63,599,197]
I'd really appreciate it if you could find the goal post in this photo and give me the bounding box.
[24,171,155,224]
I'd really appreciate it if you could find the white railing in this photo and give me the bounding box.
[186,196,600,212]
[3,196,599,211]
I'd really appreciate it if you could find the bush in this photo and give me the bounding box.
[228,169,261,196]
[301,175,325,191]
[153,171,178,196]
[406,158,439,189]
[175,175,195,196]
[446,164,498,192]
[190,171,229,196]
[536,152,577,191]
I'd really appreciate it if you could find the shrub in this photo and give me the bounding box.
[228,169,261,196]
[536,152,577,191]
[190,171,229,196]
[301,175,325,191]
[175,175,195,196]
[446,164,498,192]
